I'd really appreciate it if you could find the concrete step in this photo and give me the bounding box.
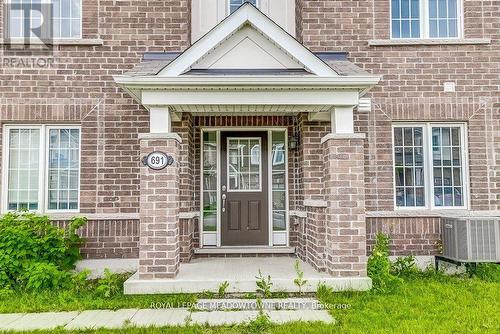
[194,247,295,255]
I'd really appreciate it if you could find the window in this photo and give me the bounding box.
[391,0,461,39]
[229,0,257,14]
[3,126,81,212]
[7,0,82,39]
[391,0,421,38]
[428,0,458,38]
[393,123,467,209]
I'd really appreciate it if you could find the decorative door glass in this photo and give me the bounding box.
[227,138,261,191]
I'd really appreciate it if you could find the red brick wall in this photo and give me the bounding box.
[0,1,191,215]
[298,0,499,212]
[53,219,139,259]
[0,1,497,261]
[366,217,442,256]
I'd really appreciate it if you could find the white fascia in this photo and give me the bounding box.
[113,75,381,88]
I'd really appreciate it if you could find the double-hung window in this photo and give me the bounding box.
[7,0,82,39]
[391,0,461,39]
[229,0,257,14]
[2,125,81,212]
[393,123,467,209]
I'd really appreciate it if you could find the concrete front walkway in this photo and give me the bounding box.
[0,299,334,331]
[124,257,371,294]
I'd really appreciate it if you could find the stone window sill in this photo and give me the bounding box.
[366,210,500,218]
[0,38,103,46]
[47,213,140,220]
[368,38,491,46]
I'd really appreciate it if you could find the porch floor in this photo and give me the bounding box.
[124,257,371,294]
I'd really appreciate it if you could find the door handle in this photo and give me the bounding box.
[222,194,226,212]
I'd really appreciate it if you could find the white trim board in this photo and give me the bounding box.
[200,128,290,248]
[141,90,360,107]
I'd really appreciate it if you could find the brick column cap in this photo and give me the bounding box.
[138,132,182,143]
[321,133,366,144]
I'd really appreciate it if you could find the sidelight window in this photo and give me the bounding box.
[271,131,286,232]
[202,132,218,232]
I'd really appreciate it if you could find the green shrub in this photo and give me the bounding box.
[0,211,87,290]
[465,263,500,282]
[367,233,402,293]
[255,270,273,298]
[96,269,123,298]
[22,262,71,291]
[391,255,418,277]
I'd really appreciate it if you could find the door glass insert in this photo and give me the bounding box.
[227,138,261,191]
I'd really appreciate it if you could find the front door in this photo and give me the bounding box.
[221,132,269,246]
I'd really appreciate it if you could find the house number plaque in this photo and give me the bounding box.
[142,151,174,170]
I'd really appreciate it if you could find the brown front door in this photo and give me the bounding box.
[221,132,269,246]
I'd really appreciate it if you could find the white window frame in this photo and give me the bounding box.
[6,0,83,40]
[390,0,463,39]
[1,124,81,213]
[392,122,469,210]
[228,0,259,15]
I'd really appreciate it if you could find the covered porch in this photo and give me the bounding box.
[114,3,380,292]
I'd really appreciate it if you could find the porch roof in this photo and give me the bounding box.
[122,51,371,77]
[113,3,380,117]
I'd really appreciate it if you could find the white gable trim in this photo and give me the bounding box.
[192,25,303,70]
[159,3,336,77]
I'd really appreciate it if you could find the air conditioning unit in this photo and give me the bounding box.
[441,217,500,262]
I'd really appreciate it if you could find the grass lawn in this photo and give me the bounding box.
[1,270,499,333]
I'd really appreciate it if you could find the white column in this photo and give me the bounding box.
[330,106,355,134]
[149,107,171,133]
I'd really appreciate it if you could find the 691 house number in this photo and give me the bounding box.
[142,151,174,170]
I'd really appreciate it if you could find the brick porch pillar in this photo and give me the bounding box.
[321,133,368,277]
[138,133,181,279]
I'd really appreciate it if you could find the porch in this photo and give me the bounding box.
[113,3,380,290]
[124,257,371,294]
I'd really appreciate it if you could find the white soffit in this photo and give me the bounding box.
[158,3,336,77]
[170,104,332,113]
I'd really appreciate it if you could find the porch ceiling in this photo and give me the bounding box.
[169,104,332,114]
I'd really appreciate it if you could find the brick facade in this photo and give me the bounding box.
[0,1,498,265]
[366,217,442,256]
[138,134,181,279]
[54,219,139,259]
[296,0,499,214]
